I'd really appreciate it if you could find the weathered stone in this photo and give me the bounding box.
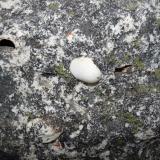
[0,0,160,159]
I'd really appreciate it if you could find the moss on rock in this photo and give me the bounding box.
[48,2,60,10]
[118,112,143,133]
[133,57,145,70]
[155,68,160,79]
[55,64,71,79]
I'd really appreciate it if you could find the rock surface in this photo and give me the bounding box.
[0,0,160,159]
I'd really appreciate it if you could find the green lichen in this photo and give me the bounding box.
[155,68,160,79]
[110,54,117,63]
[123,113,142,125]
[135,84,160,93]
[95,88,104,97]
[136,84,149,93]
[55,64,71,79]
[48,2,60,10]
[106,53,121,65]
[68,10,75,17]
[119,112,143,133]
[126,2,138,11]
[100,100,117,125]
[25,112,35,122]
[149,85,160,92]
[155,85,160,91]
[132,39,141,49]
[115,137,126,146]
[123,53,131,62]
[133,57,144,70]
[155,18,160,27]
[80,95,88,102]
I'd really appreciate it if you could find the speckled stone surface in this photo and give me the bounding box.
[0,0,160,159]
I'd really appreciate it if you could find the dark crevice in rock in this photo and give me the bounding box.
[114,65,132,73]
[0,39,15,48]
[41,72,56,77]
[0,150,19,160]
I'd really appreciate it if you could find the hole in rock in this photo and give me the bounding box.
[0,39,15,48]
[41,72,55,77]
[115,65,132,73]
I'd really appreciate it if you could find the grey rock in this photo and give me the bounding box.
[0,0,160,159]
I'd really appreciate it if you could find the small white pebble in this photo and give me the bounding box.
[79,125,83,130]
[125,123,130,128]
[70,57,102,83]
[70,130,81,139]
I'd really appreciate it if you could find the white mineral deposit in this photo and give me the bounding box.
[70,57,102,83]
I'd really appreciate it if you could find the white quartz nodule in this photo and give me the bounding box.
[70,57,102,83]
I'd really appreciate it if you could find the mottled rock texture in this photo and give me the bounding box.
[0,0,160,159]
